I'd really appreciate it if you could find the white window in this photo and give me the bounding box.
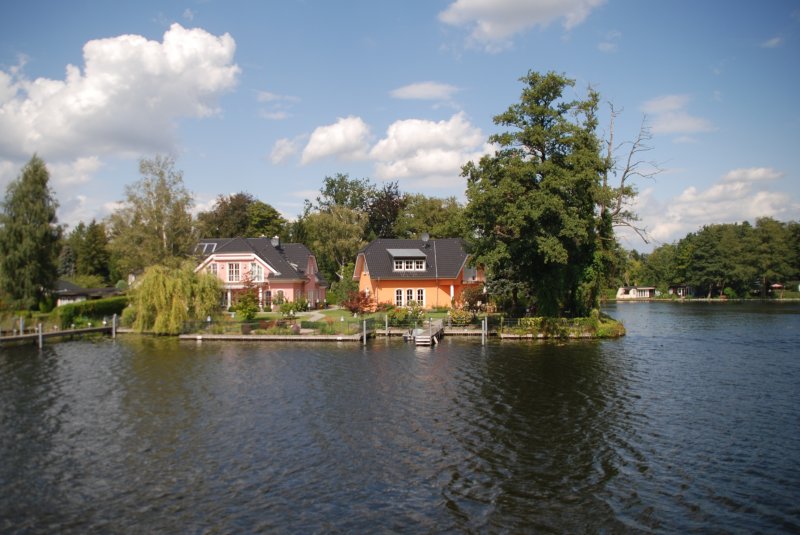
[417,289,425,306]
[394,260,404,271]
[396,289,403,306]
[406,289,414,305]
[405,260,414,270]
[228,263,240,282]
[415,259,424,270]
[207,263,218,276]
[250,263,263,282]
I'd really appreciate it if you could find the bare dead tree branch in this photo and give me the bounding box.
[602,104,663,243]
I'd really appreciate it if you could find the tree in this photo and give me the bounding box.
[246,200,286,238]
[393,194,467,239]
[304,205,367,282]
[76,220,110,281]
[463,71,605,317]
[749,217,794,297]
[107,155,195,276]
[196,192,287,239]
[129,261,221,334]
[600,107,662,242]
[366,181,405,239]
[312,173,374,213]
[196,192,253,237]
[0,155,62,309]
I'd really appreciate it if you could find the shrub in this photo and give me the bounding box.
[120,305,136,327]
[449,308,474,326]
[53,296,129,329]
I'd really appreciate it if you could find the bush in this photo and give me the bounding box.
[388,303,425,326]
[53,296,129,329]
[120,305,136,327]
[449,308,474,326]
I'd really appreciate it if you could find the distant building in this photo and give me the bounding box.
[616,286,656,300]
[194,236,327,310]
[354,237,483,309]
[53,280,121,307]
[668,285,693,298]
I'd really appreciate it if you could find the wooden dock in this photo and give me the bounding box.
[0,326,114,347]
[412,319,444,346]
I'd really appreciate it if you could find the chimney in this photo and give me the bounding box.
[270,235,280,248]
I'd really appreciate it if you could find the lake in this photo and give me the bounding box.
[1,302,798,533]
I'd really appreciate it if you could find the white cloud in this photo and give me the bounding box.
[49,156,103,186]
[623,168,798,247]
[369,112,493,187]
[722,167,783,182]
[257,90,299,121]
[440,0,605,51]
[597,30,621,53]
[270,137,301,164]
[0,159,16,189]
[641,94,713,135]
[301,116,372,164]
[390,82,460,101]
[761,36,783,48]
[182,8,195,21]
[0,23,240,162]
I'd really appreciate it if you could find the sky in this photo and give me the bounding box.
[1,0,798,252]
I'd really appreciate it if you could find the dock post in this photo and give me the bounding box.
[38,323,43,349]
[112,314,117,339]
[481,317,486,346]
[385,314,388,334]
[429,317,432,342]
[363,319,367,346]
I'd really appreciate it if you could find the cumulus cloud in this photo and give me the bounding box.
[722,167,783,182]
[270,137,301,164]
[440,0,605,51]
[621,167,797,246]
[301,116,372,164]
[390,82,460,101]
[370,112,493,187]
[641,94,713,136]
[49,156,103,186]
[0,23,240,162]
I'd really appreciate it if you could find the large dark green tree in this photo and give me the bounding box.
[196,192,286,238]
[107,155,194,277]
[464,71,606,316]
[0,155,62,309]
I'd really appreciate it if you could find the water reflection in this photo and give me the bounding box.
[0,303,798,533]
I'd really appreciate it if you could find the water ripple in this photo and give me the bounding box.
[1,302,799,533]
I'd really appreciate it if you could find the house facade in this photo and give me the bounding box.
[616,286,657,300]
[194,236,327,309]
[354,238,483,310]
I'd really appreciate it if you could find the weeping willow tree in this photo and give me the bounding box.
[129,261,221,334]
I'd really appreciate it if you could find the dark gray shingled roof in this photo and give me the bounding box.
[357,238,469,280]
[195,237,327,286]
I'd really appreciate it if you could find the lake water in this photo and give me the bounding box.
[1,302,798,533]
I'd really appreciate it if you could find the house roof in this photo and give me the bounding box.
[53,279,121,298]
[195,237,327,286]
[357,238,470,280]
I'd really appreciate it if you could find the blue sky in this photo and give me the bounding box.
[1,0,798,251]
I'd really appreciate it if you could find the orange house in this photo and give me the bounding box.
[354,238,483,310]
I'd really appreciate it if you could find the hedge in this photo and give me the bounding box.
[53,296,129,329]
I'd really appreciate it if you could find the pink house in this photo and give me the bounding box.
[194,236,327,310]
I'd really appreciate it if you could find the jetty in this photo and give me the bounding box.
[410,319,444,346]
[0,325,115,348]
